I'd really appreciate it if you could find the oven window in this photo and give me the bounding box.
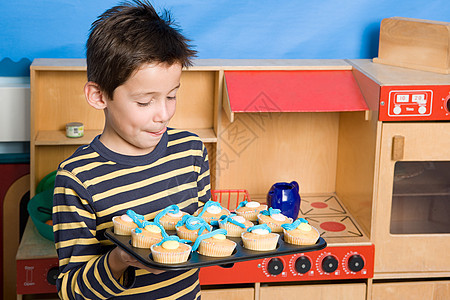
[390,161,450,234]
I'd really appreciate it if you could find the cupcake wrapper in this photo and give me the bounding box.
[112,216,135,235]
[257,216,293,233]
[150,245,191,264]
[160,220,177,231]
[219,223,247,237]
[235,210,258,221]
[283,228,319,245]
[131,231,162,248]
[197,240,236,257]
[176,227,199,242]
[241,233,279,251]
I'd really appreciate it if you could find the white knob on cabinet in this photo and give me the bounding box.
[418,106,426,114]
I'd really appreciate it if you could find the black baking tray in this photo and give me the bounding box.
[105,228,327,270]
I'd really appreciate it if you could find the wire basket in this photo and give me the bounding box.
[211,189,250,211]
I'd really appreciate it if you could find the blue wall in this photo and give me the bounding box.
[1,0,449,76]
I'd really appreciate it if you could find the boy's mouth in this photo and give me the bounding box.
[148,127,166,136]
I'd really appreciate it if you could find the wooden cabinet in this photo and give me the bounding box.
[30,59,220,196]
[372,280,450,300]
[202,287,255,300]
[259,283,366,300]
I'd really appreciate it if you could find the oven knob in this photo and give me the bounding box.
[47,267,59,285]
[348,254,365,272]
[295,256,311,274]
[321,255,338,273]
[446,97,450,112]
[267,258,284,275]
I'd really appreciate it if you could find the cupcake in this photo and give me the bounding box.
[192,229,236,257]
[175,215,212,242]
[212,214,254,237]
[112,209,146,235]
[257,207,293,232]
[281,218,320,245]
[131,221,165,248]
[150,236,192,264]
[193,200,230,224]
[154,205,188,231]
[241,224,279,251]
[235,200,268,221]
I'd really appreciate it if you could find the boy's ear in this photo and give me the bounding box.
[84,81,108,110]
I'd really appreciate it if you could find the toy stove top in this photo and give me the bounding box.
[300,195,367,242]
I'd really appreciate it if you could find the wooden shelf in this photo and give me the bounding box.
[189,128,217,143]
[34,128,217,146]
[35,130,102,146]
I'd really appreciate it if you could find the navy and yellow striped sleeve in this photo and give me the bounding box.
[53,169,133,299]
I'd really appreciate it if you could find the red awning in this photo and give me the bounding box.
[224,70,368,120]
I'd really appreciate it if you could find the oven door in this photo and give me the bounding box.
[373,122,450,277]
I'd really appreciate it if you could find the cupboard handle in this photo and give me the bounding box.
[392,135,405,160]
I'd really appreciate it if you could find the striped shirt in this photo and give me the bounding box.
[53,129,210,299]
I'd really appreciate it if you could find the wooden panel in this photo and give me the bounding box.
[373,122,450,275]
[170,71,216,130]
[33,145,81,195]
[3,175,29,300]
[33,70,103,133]
[260,283,366,300]
[372,280,450,300]
[335,111,379,236]
[374,17,450,74]
[201,287,254,300]
[216,111,339,195]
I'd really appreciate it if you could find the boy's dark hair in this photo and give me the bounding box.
[86,0,197,99]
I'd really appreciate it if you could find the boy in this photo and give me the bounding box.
[53,1,208,299]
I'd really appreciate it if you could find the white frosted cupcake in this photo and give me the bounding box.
[175,215,212,242]
[235,200,268,221]
[154,204,188,231]
[112,210,145,235]
[150,237,192,264]
[193,200,230,224]
[257,208,293,233]
[131,222,164,248]
[241,224,279,251]
[213,214,254,237]
[192,229,236,257]
[281,218,320,245]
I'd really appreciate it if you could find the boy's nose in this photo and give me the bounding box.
[153,100,171,123]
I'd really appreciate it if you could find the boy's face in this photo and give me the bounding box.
[101,62,182,155]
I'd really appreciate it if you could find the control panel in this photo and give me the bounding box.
[379,85,450,121]
[199,244,374,285]
[16,258,59,295]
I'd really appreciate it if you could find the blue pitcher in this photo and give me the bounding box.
[267,181,301,220]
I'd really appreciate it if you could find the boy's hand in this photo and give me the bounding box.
[109,246,165,280]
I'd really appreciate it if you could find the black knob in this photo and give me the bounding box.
[47,267,59,285]
[348,254,364,272]
[295,256,311,274]
[267,258,284,276]
[446,98,450,112]
[321,256,338,273]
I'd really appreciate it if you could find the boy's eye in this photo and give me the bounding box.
[167,96,177,101]
[137,99,154,107]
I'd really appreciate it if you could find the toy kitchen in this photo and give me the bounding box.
[8,17,450,300]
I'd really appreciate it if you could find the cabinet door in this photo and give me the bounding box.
[259,283,366,300]
[372,280,450,300]
[373,122,450,275]
[201,287,254,300]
